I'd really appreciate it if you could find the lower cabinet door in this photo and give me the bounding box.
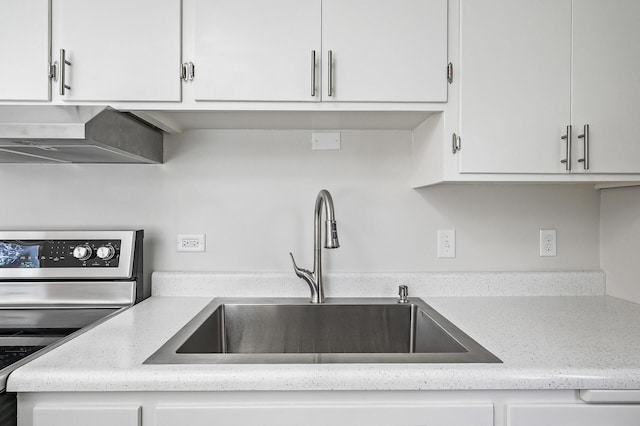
[33,405,141,426]
[156,403,493,426]
[508,404,640,426]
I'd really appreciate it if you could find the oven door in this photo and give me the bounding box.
[0,327,84,426]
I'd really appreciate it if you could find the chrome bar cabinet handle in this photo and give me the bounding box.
[452,133,461,154]
[59,48,71,95]
[187,62,195,82]
[327,50,333,97]
[560,125,572,171]
[578,124,590,170]
[311,50,316,97]
[180,63,187,81]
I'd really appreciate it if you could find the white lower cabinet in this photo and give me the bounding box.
[17,390,640,426]
[507,404,640,426]
[155,403,492,426]
[32,405,141,426]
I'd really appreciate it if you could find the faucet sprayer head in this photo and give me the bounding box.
[325,220,340,249]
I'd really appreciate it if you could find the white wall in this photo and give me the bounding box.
[0,129,600,279]
[600,186,640,303]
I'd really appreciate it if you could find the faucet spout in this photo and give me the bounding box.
[290,189,340,304]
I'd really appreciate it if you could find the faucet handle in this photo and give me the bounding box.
[289,252,313,280]
[289,252,319,303]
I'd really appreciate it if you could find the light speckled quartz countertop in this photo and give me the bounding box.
[8,271,640,392]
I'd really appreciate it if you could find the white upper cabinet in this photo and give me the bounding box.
[191,0,448,103]
[572,0,640,174]
[0,0,51,101]
[412,0,640,187]
[52,0,181,102]
[321,0,448,102]
[457,0,572,174]
[193,0,321,102]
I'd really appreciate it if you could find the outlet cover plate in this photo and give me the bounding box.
[177,234,206,252]
[437,229,456,258]
[539,229,556,257]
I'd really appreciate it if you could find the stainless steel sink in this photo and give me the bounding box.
[144,297,501,364]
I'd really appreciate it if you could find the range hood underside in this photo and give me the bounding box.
[0,106,163,164]
[0,144,157,164]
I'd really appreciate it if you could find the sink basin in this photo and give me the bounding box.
[144,298,501,364]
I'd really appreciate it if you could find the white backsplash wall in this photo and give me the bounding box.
[0,129,600,276]
[600,186,640,304]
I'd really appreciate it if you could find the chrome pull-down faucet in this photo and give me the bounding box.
[289,189,340,304]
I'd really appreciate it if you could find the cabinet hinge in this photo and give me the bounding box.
[452,133,461,154]
[180,62,195,83]
[447,62,453,84]
[48,62,57,81]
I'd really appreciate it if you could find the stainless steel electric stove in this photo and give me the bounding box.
[0,230,145,425]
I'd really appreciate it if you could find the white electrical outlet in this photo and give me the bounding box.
[539,229,556,257]
[437,230,456,258]
[177,234,206,252]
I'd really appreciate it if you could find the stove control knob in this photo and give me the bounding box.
[96,245,116,261]
[72,245,92,261]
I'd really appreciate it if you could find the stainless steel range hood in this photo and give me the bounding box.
[0,106,163,163]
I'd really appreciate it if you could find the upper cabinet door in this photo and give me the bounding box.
[321,0,448,102]
[572,0,640,174]
[0,0,51,101]
[193,0,321,102]
[52,0,181,102]
[458,0,572,174]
